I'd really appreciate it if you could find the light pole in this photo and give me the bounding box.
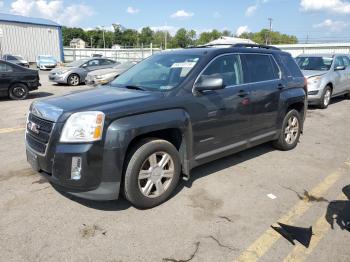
[268,18,273,45]
[102,26,106,49]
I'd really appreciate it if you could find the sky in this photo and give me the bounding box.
[1,0,350,42]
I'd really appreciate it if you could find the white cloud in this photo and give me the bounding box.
[236,25,250,36]
[313,19,348,32]
[126,6,139,14]
[170,10,194,18]
[0,1,4,9]
[245,4,258,16]
[301,0,350,14]
[10,0,95,26]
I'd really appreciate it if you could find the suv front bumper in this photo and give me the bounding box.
[26,141,121,201]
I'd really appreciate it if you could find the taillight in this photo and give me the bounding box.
[303,77,308,94]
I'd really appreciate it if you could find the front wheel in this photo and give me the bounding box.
[123,139,181,209]
[273,109,302,151]
[319,86,332,109]
[67,74,80,86]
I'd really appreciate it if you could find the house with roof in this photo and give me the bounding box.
[70,38,86,49]
[0,13,63,62]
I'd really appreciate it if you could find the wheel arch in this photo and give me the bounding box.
[104,109,193,182]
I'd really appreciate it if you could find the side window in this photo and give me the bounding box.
[241,54,280,83]
[334,57,344,67]
[279,54,303,78]
[88,59,100,67]
[0,62,13,72]
[342,56,350,67]
[100,59,112,65]
[199,54,243,86]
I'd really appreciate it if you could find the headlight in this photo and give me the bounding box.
[60,111,105,142]
[57,70,69,75]
[307,76,322,85]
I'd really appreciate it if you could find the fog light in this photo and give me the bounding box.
[71,156,82,180]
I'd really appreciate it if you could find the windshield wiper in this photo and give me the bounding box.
[124,85,147,91]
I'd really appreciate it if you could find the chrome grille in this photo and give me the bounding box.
[26,114,54,154]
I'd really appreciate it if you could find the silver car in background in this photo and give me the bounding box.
[296,54,350,108]
[85,61,137,86]
[49,58,117,86]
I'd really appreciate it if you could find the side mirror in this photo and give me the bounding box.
[194,78,224,92]
[335,65,346,71]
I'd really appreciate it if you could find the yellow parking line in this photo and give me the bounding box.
[283,193,346,262]
[235,167,345,262]
[0,127,25,134]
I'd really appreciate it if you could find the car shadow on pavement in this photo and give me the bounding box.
[0,92,53,101]
[308,96,348,110]
[325,185,350,231]
[174,142,274,193]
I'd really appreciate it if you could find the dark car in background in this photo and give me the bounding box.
[49,58,117,86]
[25,44,307,208]
[0,60,40,100]
[3,54,30,68]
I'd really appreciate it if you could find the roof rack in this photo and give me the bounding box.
[232,43,281,50]
[186,43,281,51]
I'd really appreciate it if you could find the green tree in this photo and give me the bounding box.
[139,27,154,45]
[239,29,297,45]
[121,29,139,47]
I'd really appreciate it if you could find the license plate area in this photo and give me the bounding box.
[27,149,39,171]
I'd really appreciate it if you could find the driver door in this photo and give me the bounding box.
[333,56,346,95]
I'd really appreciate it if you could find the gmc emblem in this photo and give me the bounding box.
[27,121,40,134]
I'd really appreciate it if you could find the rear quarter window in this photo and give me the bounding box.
[279,54,303,78]
[241,54,280,83]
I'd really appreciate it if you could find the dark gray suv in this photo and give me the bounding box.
[26,44,307,208]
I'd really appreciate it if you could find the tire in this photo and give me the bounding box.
[123,138,181,209]
[273,109,302,151]
[319,86,332,109]
[9,83,29,100]
[67,74,80,86]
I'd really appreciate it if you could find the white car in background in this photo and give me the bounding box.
[296,54,350,109]
[36,55,58,70]
[85,61,137,86]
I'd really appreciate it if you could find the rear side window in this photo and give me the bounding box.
[342,56,350,67]
[280,54,303,77]
[241,54,280,83]
[199,54,244,86]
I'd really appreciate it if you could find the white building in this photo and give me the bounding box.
[208,36,256,46]
[70,38,86,49]
[0,13,63,62]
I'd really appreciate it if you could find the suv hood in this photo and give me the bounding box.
[30,87,163,122]
[302,70,327,78]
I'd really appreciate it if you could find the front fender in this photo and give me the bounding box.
[104,109,193,183]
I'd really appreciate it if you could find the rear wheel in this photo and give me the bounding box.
[9,83,28,100]
[67,74,80,86]
[319,86,332,109]
[273,109,302,151]
[123,139,181,209]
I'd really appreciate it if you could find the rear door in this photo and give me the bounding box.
[240,53,281,136]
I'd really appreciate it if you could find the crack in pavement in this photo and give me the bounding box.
[282,186,329,203]
[163,242,200,262]
[206,235,239,252]
[218,216,233,223]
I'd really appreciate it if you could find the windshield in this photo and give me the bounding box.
[296,56,333,71]
[7,55,23,61]
[110,53,201,91]
[66,59,88,67]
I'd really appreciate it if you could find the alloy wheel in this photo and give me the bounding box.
[138,151,175,198]
[284,116,299,145]
[323,89,331,107]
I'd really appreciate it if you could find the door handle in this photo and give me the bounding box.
[278,83,286,90]
[238,90,249,97]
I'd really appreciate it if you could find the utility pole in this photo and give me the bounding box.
[268,18,273,45]
[90,36,93,48]
[102,26,106,49]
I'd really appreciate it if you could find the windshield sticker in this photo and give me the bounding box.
[160,85,174,90]
[171,62,196,68]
